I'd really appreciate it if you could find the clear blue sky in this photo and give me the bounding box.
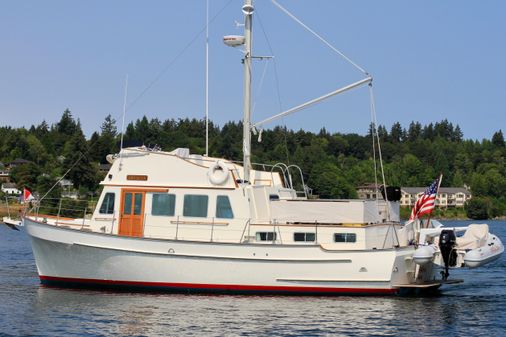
[1,0,505,140]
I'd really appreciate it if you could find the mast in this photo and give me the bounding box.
[242,0,254,183]
[205,0,209,157]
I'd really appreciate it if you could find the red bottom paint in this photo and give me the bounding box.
[39,275,397,295]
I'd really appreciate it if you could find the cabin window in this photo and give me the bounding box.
[294,232,315,242]
[152,193,176,216]
[256,232,276,241]
[216,195,233,219]
[334,233,357,243]
[123,193,132,215]
[183,195,208,217]
[99,193,115,214]
[134,193,143,215]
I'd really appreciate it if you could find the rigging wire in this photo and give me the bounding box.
[119,74,129,168]
[270,0,369,76]
[368,83,390,221]
[255,9,291,164]
[369,86,379,206]
[34,0,234,205]
[126,0,234,112]
[36,151,88,203]
[252,60,270,115]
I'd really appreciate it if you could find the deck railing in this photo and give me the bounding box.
[20,197,398,247]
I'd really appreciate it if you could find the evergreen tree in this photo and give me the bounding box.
[95,114,118,162]
[57,109,78,136]
[1,114,506,216]
[10,162,41,191]
[390,122,405,143]
[492,130,505,147]
[407,121,422,142]
[62,126,98,190]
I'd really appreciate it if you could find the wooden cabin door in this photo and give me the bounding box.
[119,190,145,237]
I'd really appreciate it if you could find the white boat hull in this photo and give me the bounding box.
[464,234,504,268]
[25,218,417,295]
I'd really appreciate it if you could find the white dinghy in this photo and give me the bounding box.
[413,222,504,277]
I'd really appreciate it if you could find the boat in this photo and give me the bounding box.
[2,216,21,230]
[21,0,503,295]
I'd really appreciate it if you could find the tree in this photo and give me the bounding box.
[63,128,98,190]
[26,134,48,165]
[10,162,41,191]
[452,125,463,142]
[465,197,490,220]
[492,130,505,147]
[308,162,356,199]
[36,174,62,211]
[390,122,405,143]
[56,109,78,136]
[94,115,118,163]
[407,121,422,142]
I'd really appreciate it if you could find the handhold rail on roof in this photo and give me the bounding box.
[270,163,290,189]
[287,164,308,199]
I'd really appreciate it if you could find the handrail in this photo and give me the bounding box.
[270,163,290,189]
[286,164,308,198]
[240,218,251,243]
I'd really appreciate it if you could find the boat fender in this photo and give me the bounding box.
[208,160,229,185]
[413,245,437,265]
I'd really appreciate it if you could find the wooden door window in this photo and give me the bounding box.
[119,190,145,237]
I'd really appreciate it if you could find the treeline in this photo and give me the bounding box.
[1,110,505,216]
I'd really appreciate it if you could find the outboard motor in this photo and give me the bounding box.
[439,229,457,280]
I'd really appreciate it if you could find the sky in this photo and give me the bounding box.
[1,0,505,140]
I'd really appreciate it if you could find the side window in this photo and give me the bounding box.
[216,195,233,219]
[334,233,357,243]
[152,193,176,216]
[256,232,276,241]
[133,193,142,215]
[294,232,315,242]
[123,193,132,215]
[183,195,208,218]
[99,193,115,214]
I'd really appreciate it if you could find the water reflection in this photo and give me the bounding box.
[5,286,497,337]
[2,222,506,336]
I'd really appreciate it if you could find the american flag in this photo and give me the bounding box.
[409,175,442,220]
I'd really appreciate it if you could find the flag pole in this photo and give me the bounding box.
[424,173,443,229]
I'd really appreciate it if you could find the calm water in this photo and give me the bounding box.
[1,220,505,337]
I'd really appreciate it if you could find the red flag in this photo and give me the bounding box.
[23,188,34,202]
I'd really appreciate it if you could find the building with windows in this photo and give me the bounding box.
[356,184,381,200]
[400,187,471,208]
[357,184,472,208]
[1,183,21,195]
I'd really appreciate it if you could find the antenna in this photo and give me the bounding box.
[205,0,209,156]
[119,74,129,169]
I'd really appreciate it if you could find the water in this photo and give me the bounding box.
[1,221,505,337]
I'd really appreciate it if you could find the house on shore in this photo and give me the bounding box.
[356,184,472,208]
[401,187,472,208]
[0,162,9,183]
[6,158,31,169]
[1,183,21,195]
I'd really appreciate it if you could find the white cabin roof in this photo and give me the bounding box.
[101,147,284,189]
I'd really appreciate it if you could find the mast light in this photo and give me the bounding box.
[242,4,254,15]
